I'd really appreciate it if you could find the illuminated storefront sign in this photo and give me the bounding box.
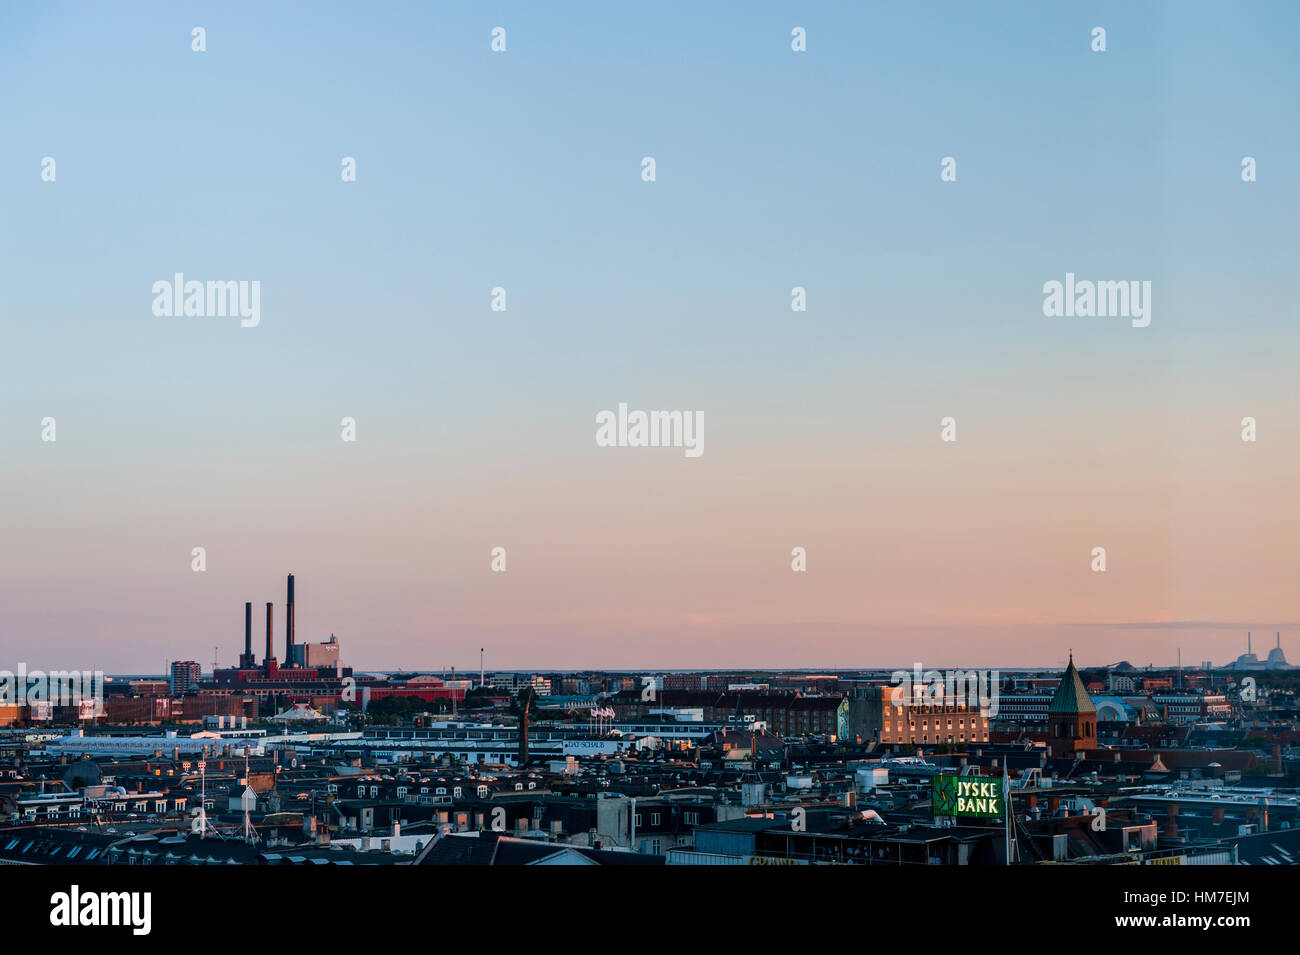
[932,774,1004,818]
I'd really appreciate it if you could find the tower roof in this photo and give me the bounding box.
[1048,654,1096,715]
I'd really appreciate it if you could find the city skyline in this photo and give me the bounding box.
[1,1,1296,906]
[16,575,1300,674]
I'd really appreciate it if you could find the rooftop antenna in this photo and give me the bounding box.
[196,760,208,839]
[1003,761,1019,865]
[243,749,252,843]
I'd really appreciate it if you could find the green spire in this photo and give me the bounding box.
[1048,653,1096,715]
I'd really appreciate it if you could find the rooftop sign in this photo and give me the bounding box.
[932,775,1004,819]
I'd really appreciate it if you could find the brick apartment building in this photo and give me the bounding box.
[846,685,990,746]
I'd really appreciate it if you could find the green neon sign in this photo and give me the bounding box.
[932,774,1004,818]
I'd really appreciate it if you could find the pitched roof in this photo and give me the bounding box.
[1048,655,1096,716]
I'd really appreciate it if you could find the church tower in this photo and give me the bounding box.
[1047,653,1097,756]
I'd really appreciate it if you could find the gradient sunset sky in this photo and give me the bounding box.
[2,2,1298,672]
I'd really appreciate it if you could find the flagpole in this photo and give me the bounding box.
[1003,760,1012,865]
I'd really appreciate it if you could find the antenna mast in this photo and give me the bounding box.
[197,760,208,839]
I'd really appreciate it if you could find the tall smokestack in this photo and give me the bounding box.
[264,602,275,672]
[242,602,254,667]
[286,573,296,667]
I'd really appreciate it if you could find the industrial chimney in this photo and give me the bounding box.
[264,602,276,674]
[286,573,296,667]
[241,602,255,668]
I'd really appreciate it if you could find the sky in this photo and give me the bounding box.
[1,2,1298,673]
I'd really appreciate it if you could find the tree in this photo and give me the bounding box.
[367,695,425,725]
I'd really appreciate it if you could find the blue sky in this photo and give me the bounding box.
[1,3,1297,671]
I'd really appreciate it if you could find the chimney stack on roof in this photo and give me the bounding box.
[264,602,276,673]
[286,573,296,667]
[241,601,254,668]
